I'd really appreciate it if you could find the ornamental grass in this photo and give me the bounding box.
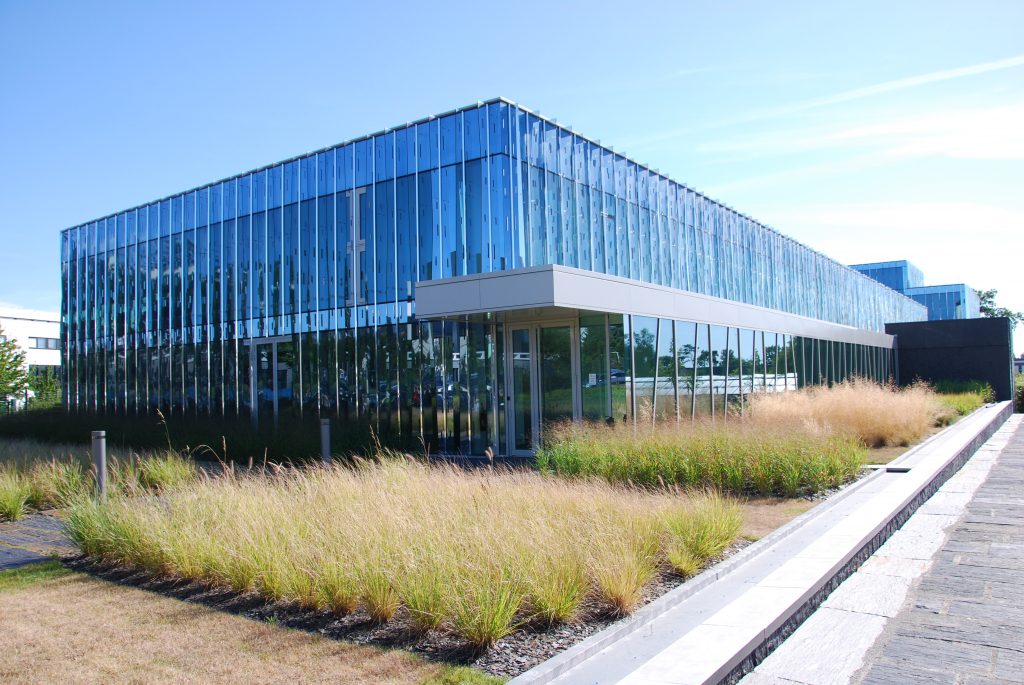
[539,378,978,496]
[0,440,196,521]
[65,459,742,648]
[746,377,953,447]
[537,420,864,497]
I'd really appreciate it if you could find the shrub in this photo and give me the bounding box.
[63,461,743,647]
[934,393,985,422]
[0,407,390,461]
[1015,373,1024,413]
[933,380,995,403]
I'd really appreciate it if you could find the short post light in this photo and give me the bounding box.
[91,430,107,500]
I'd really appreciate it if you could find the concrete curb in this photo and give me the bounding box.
[508,402,1014,685]
[719,401,1013,685]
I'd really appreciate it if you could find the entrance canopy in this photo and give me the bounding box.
[415,265,894,348]
[415,265,896,455]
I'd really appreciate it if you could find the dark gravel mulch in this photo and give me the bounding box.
[65,537,752,680]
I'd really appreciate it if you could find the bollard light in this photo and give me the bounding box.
[91,430,107,500]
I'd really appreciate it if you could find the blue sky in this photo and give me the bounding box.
[1,0,1021,352]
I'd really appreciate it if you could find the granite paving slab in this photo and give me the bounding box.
[0,512,75,570]
[857,418,1024,684]
[741,413,1021,685]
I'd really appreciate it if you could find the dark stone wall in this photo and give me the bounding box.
[886,317,1015,401]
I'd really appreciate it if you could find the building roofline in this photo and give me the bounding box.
[63,97,511,228]
[59,96,926,314]
[906,283,977,292]
[0,306,60,323]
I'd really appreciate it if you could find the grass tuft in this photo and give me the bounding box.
[0,441,197,520]
[423,666,506,685]
[0,467,33,521]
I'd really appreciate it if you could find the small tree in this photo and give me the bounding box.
[976,289,1024,327]
[0,325,29,401]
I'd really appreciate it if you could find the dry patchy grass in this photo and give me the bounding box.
[738,497,818,541]
[0,563,473,685]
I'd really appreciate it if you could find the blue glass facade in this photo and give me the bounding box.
[849,260,924,293]
[851,260,978,321]
[905,284,981,321]
[60,98,920,453]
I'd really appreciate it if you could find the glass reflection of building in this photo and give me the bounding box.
[60,99,927,455]
[850,261,980,321]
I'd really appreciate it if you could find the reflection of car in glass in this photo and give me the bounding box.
[609,369,626,384]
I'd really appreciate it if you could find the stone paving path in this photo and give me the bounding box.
[0,513,76,570]
[742,413,1021,685]
[856,417,1024,684]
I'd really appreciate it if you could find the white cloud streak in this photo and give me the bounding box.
[761,54,1024,117]
[699,103,1024,162]
[624,54,1024,150]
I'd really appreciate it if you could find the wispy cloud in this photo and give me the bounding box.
[753,54,1024,118]
[624,54,1024,150]
[699,103,1024,161]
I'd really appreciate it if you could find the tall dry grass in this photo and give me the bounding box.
[0,438,196,521]
[537,420,864,497]
[746,378,948,447]
[65,459,741,647]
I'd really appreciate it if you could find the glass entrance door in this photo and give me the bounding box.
[250,337,295,427]
[510,328,533,452]
[505,322,580,455]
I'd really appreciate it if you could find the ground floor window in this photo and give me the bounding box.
[62,310,894,456]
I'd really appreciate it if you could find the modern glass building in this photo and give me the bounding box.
[848,260,924,293]
[905,284,981,321]
[851,261,979,321]
[60,98,927,456]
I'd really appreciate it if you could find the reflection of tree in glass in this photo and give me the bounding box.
[675,343,696,392]
[633,327,656,377]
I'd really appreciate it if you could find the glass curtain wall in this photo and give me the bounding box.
[61,98,907,454]
[560,314,895,428]
[62,101,517,455]
[505,104,925,331]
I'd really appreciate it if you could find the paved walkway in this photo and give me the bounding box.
[0,513,76,570]
[743,414,1023,685]
[857,415,1024,684]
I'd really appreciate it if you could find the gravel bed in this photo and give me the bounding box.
[65,537,752,680]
